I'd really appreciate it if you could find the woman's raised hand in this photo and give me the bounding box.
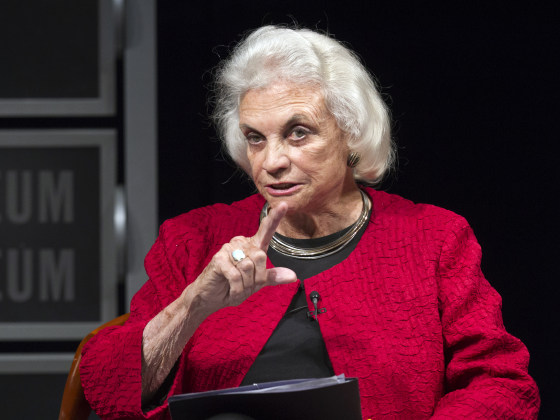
[142,203,297,401]
[192,202,297,314]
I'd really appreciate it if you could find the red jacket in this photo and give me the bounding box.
[81,188,540,419]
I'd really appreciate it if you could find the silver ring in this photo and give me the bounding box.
[232,249,246,262]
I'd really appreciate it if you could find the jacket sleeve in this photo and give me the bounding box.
[431,217,540,419]
[80,218,194,420]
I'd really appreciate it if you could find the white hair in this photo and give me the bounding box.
[211,25,395,184]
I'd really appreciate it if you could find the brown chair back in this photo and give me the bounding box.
[58,313,130,420]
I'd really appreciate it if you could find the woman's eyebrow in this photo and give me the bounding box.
[240,113,311,132]
[285,114,309,126]
[239,114,311,136]
[239,123,253,131]
[239,123,264,136]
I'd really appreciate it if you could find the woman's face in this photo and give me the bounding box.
[239,82,354,216]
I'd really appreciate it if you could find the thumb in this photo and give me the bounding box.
[266,267,298,285]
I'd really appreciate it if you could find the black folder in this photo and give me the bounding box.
[168,376,361,420]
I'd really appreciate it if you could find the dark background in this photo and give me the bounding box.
[157,2,559,418]
[0,0,98,98]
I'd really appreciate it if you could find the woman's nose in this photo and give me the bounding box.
[262,141,290,174]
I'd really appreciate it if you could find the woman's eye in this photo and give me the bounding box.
[246,134,263,144]
[291,127,308,140]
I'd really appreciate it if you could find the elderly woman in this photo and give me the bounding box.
[81,26,539,419]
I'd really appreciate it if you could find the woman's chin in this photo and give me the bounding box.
[271,200,309,218]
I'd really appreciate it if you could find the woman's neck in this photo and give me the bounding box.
[276,187,364,239]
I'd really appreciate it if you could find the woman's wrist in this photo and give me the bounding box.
[182,281,216,323]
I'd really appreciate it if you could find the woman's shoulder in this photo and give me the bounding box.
[365,187,470,231]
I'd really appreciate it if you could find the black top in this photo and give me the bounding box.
[240,213,370,385]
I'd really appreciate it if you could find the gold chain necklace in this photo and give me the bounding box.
[259,189,372,260]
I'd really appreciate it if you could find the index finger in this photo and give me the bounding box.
[253,201,288,250]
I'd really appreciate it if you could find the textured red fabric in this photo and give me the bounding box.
[80,188,540,419]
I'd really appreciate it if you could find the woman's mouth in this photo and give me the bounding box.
[265,183,301,196]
